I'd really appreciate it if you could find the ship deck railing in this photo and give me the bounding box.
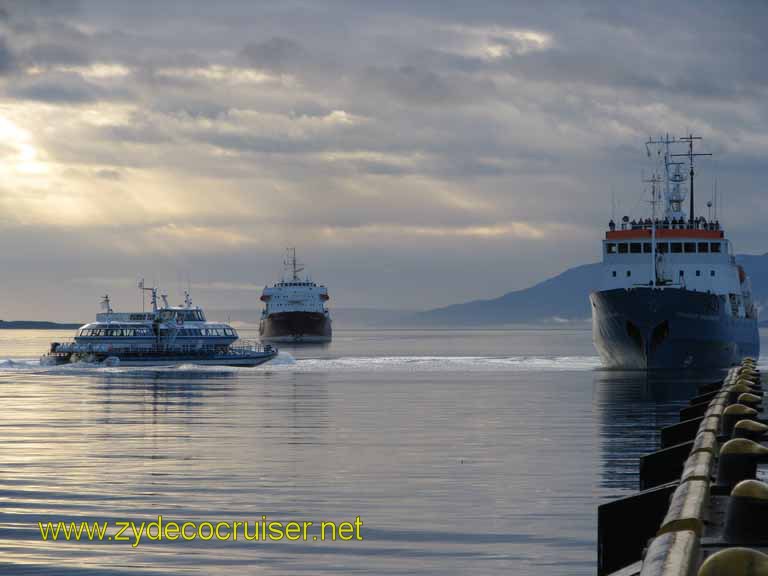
[49,340,275,356]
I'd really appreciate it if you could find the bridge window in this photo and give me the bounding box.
[618,243,628,254]
[684,243,696,253]
[643,243,652,253]
[698,242,709,253]
[630,243,642,254]
[711,242,721,253]
[671,242,683,253]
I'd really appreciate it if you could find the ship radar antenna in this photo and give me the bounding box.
[138,278,158,314]
[184,290,193,308]
[642,172,662,220]
[284,247,304,282]
[671,134,712,223]
[161,293,170,308]
[100,294,113,313]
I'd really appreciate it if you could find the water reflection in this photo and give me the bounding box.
[593,370,719,493]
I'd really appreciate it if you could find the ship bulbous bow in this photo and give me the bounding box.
[591,287,759,370]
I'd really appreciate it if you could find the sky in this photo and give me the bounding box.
[0,1,767,321]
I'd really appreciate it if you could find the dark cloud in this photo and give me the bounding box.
[0,37,14,74]
[240,37,308,72]
[94,168,121,180]
[359,64,499,107]
[24,42,90,66]
[9,75,103,103]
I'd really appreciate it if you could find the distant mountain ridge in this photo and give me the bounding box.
[0,320,81,329]
[415,253,768,326]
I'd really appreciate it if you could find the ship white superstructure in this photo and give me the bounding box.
[259,249,332,343]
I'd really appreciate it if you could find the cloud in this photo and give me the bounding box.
[24,42,91,67]
[0,37,15,74]
[240,37,309,73]
[9,76,103,103]
[0,1,766,319]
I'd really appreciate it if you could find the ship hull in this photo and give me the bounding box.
[590,287,759,370]
[259,311,332,343]
[42,350,277,368]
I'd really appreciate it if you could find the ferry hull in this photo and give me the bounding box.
[259,311,332,343]
[43,350,277,368]
[590,287,759,370]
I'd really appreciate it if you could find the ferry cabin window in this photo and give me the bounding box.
[618,243,629,254]
[611,271,617,277]
[630,243,642,254]
[684,243,696,253]
[626,270,631,277]
[698,242,709,253]
[711,242,721,253]
[710,270,716,277]
[671,242,683,253]
[696,270,701,277]
[657,243,669,253]
[643,243,652,253]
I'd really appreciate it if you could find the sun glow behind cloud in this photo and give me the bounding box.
[57,64,131,80]
[156,65,296,87]
[0,114,49,176]
[442,25,554,60]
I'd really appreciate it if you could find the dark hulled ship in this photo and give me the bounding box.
[259,249,332,343]
[590,135,759,370]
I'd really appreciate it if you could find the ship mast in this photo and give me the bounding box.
[672,134,711,223]
[643,173,662,286]
[100,294,113,313]
[284,248,304,282]
[646,134,684,220]
[138,279,158,314]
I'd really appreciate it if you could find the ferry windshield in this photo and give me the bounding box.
[159,309,206,322]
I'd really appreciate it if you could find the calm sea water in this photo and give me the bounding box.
[0,328,763,575]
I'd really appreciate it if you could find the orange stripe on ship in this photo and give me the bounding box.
[606,229,724,240]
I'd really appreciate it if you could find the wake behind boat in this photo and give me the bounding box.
[42,285,277,367]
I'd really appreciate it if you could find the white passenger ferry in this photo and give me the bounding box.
[43,285,277,367]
